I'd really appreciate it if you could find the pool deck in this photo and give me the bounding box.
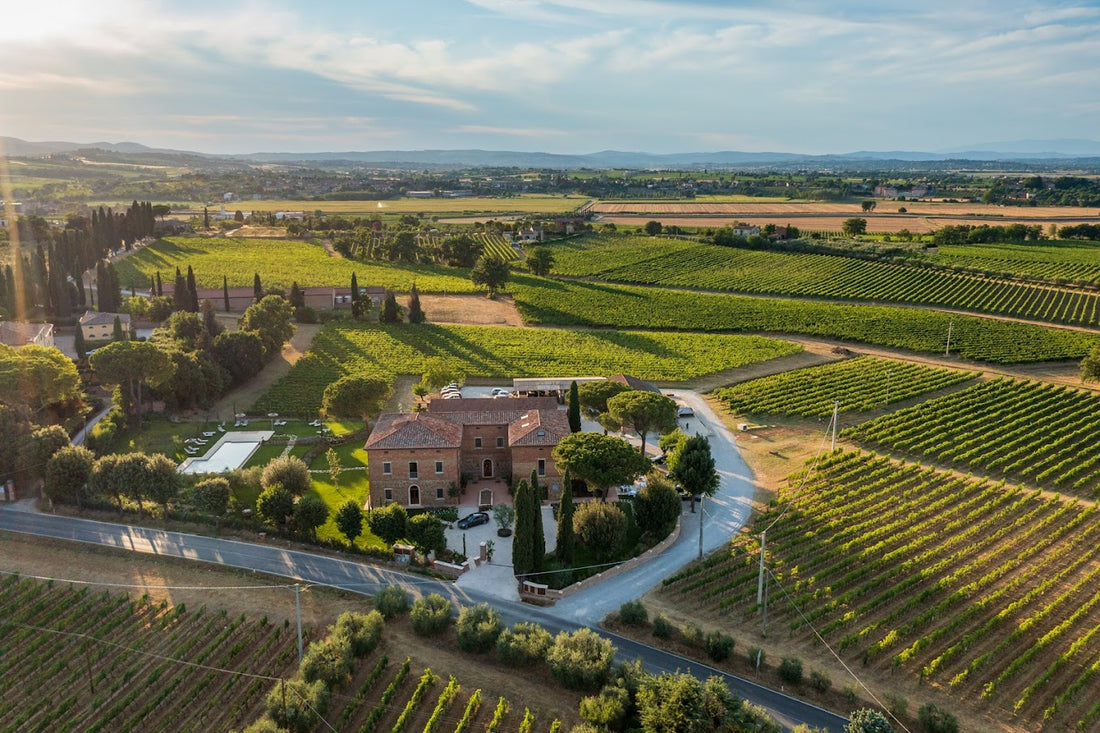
[177,430,275,474]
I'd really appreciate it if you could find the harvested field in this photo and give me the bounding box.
[590,201,1100,219]
[596,215,1100,234]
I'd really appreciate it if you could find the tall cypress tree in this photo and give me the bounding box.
[253,273,262,302]
[74,324,87,360]
[155,270,163,296]
[186,265,199,312]
[203,207,210,229]
[407,284,424,323]
[512,479,533,577]
[112,315,124,342]
[350,272,359,303]
[173,268,188,311]
[380,290,399,323]
[222,275,230,311]
[567,380,582,433]
[556,473,575,564]
[530,468,545,572]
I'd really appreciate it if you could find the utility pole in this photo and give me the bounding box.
[697,495,705,560]
[756,530,766,607]
[294,584,303,665]
[762,573,769,638]
[831,400,839,452]
[945,320,954,357]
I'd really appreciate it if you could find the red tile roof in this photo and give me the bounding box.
[508,409,570,446]
[365,412,462,449]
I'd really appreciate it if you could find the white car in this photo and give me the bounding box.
[677,406,695,418]
[491,387,511,396]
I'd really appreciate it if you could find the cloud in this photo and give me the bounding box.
[455,125,567,137]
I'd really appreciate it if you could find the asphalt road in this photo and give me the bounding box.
[0,509,846,732]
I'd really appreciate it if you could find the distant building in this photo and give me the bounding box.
[732,224,760,237]
[274,211,304,220]
[79,311,130,341]
[0,321,55,349]
[609,374,661,393]
[405,191,434,198]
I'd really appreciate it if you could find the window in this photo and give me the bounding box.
[496,437,504,448]
[436,486,445,500]
[408,461,418,479]
[384,488,393,501]
[435,460,444,474]
[474,437,482,449]
[382,461,392,475]
[537,459,546,477]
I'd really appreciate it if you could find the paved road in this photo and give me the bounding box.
[0,509,845,732]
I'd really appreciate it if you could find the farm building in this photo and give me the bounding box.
[365,396,569,510]
[79,311,129,341]
[511,376,606,398]
[0,320,55,349]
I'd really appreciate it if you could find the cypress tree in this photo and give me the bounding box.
[350,272,359,303]
[112,315,124,342]
[186,265,199,312]
[567,380,582,433]
[173,268,188,311]
[556,473,575,564]
[74,323,87,360]
[155,270,163,296]
[407,283,424,323]
[75,274,86,307]
[253,273,262,302]
[512,479,533,576]
[380,290,399,323]
[530,469,545,572]
[203,207,210,229]
[106,263,121,312]
[149,274,156,295]
[222,275,230,311]
[288,281,304,309]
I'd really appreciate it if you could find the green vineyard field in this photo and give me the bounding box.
[252,322,800,414]
[0,576,298,732]
[714,356,978,417]
[544,235,1100,327]
[844,378,1100,498]
[659,452,1100,729]
[511,277,1098,364]
[114,237,478,292]
[919,240,1100,287]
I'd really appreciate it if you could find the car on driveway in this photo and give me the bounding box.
[677,406,694,418]
[456,511,490,529]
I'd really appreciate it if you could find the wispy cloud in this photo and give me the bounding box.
[455,125,567,137]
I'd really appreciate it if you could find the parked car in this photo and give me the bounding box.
[443,393,462,399]
[491,387,511,396]
[677,406,694,418]
[456,511,490,529]
[652,454,667,465]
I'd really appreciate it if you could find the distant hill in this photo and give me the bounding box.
[3,136,1099,170]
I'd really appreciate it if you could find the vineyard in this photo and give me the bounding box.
[714,356,978,417]
[844,378,1100,498]
[253,322,800,414]
[113,237,478,292]
[341,232,519,263]
[0,575,299,731]
[658,451,1100,730]
[544,235,1100,327]
[511,277,1099,364]
[919,240,1100,288]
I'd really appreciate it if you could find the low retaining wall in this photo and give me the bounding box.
[519,513,682,605]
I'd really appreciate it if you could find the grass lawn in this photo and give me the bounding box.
[306,442,387,551]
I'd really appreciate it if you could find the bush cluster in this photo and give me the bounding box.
[496,622,553,667]
[455,603,503,653]
[410,593,454,636]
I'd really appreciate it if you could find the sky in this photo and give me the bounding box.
[2,0,1099,155]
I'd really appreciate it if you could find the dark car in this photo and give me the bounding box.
[456,511,490,529]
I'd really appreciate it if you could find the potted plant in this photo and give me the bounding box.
[493,503,515,537]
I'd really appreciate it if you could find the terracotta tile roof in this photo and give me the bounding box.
[365,412,462,449]
[79,311,131,327]
[508,409,570,447]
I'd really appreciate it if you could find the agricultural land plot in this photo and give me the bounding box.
[545,234,1100,328]
[590,199,1100,220]
[0,575,299,732]
[844,378,1100,498]
[252,322,801,415]
[187,194,590,217]
[713,356,979,417]
[342,231,518,263]
[112,236,477,293]
[658,451,1100,730]
[510,277,1100,364]
[915,240,1100,288]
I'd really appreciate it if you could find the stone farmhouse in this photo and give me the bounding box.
[79,311,130,341]
[364,396,569,509]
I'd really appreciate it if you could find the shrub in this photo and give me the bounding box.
[333,610,384,657]
[264,678,329,733]
[845,708,895,733]
[407,512,446,554]
[883,693,907,718]
[778,657,803,685]
[579,686,629,728]
[455,603,503,653]
[917,702,959,733]
[546,628,616,691]
[497,622,553,667]
[374,585,409,618]
[683,624,705,648]
[618,600,648,626]
[261,454,311,496]
[410,593,454,636]
[704,631,735,663]
[809,670,831,693]
[367,502,408,545]
[300,634,354,687]
[747,646,766,669]
[652,614,673,639]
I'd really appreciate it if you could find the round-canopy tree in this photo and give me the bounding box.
[322,374,394,422]
[552,432,651,500]
[471,255,510,299]
[607,390,678,455]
